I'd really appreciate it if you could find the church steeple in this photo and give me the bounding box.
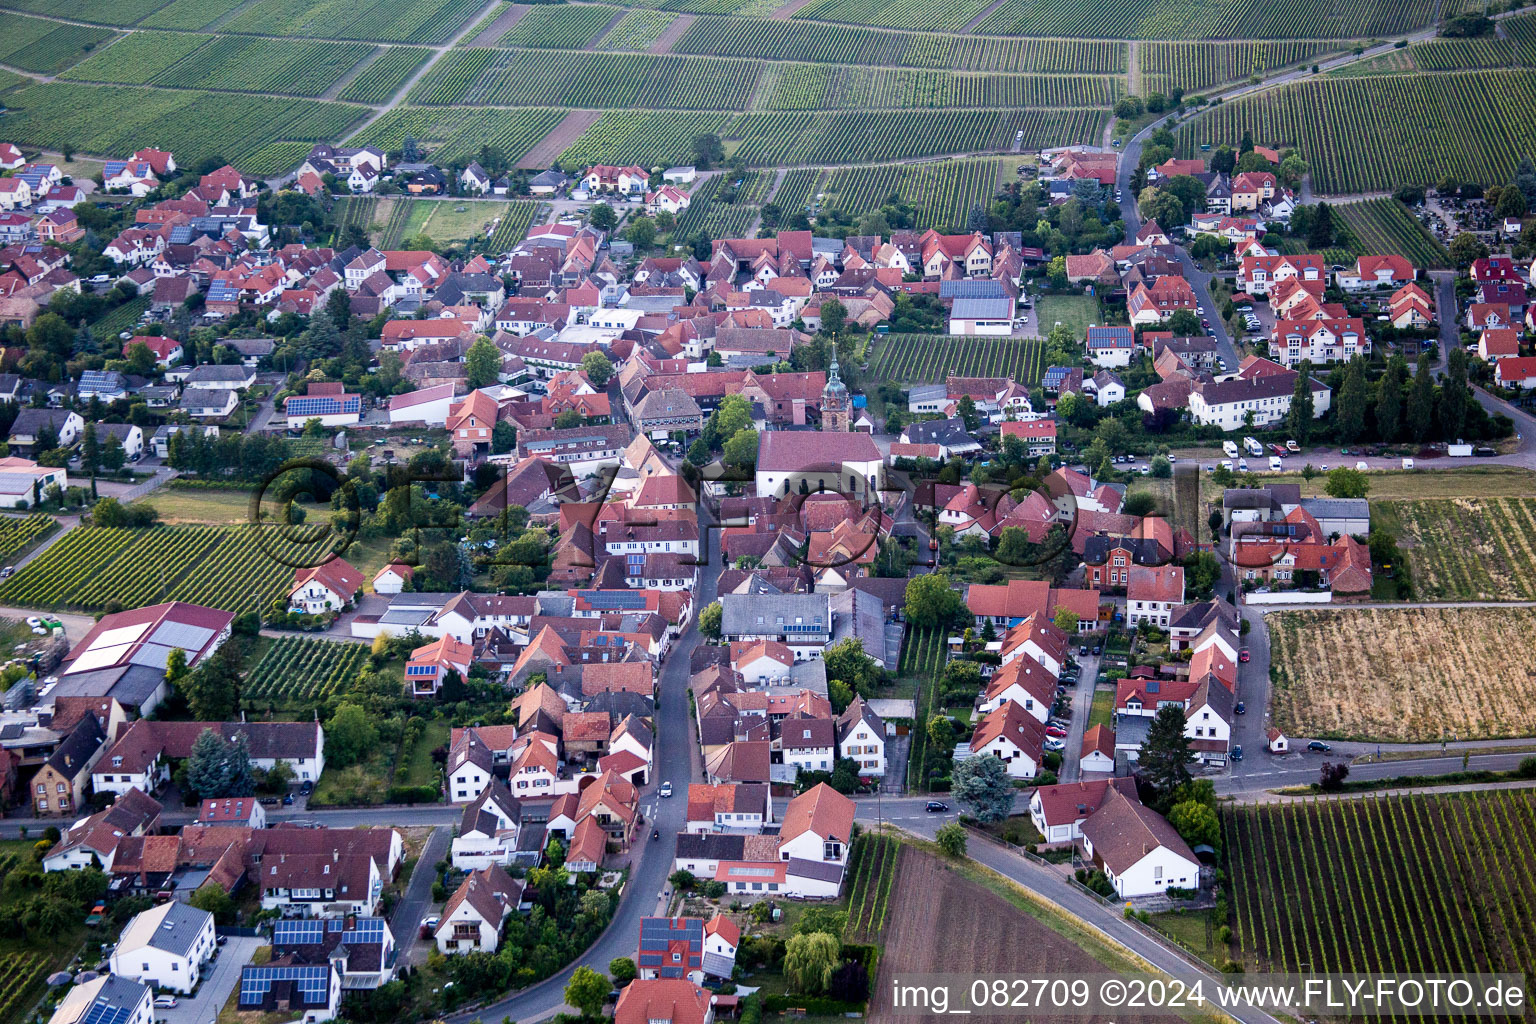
[822,352,849,431]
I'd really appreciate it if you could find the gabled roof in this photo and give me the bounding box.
[1080,787,1197,873]
[777,782,854,847]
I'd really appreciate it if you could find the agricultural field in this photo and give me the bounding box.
[88,295,152,342]
[1372,497,1536,600]
[338,45,434,103]
[331,195,382,245]
[790,0,997,33]
[138,0,247,28]
[378,198,415,248]
[0,951,49,1024]
[412,49,760,108]
[842,833,900,943]
[762,65,1121,110]
[487,201,539,250]
[153,36,377,96]
[673,18,1126,73]
[1139,40,1339,94]
[352,105,567,163]
[898,626,945,791]
[1172,69,1536,193]
[973,0,1437,37]
[818,159,1008,232]
[1225,793,1536,990]
[221,0,487,43]
[595,9,676,49]
[0,13,113,74]
[1333,197,1450,268]
[772,168,823,216]
[399,199,503,245]
[0,0,165,25]
[61,31,209,84]
[245,637,370,706]
[1409,36,1536,70]
[0,82,363,171]
[0,515,56,563]
[1267,606,1536,741]
[870,336,1045,385]
[558,109,731,169]
[492,3,616,47]
[0,525,341,617]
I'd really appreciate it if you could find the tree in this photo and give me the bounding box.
[1319,761,1350,791]
[1376,355,1407,441]
[609,958,638,986]
[589,202,617,232]
[935,822,968,858]
[186,646,240,721]
[721,428,758,469]
[905,573,965,629]
[1162,174,1207,219]
[1167,799,1220,851]
[1336,356,1367,443]
[1323,466,1369,499]
[1307,202,1334,248]
[1442,346,1470,441]
[698,600,722,638]
[1449,231,1488,268]
[327,702,379,768]
[101,434,125,473]
[464,337,501,389]
[625,215,657,250]
[822,637,882,698]
[1168,308,1202,337]
[951,754,1014,823]
[492,420,517,454]
[564,965,609,1019]
[1137,187,1185,230]
[80,424,100,476]
[819,298,846,337]
[1122,492,1157,518]
[708,393,753,445]
[580,350,614,388]
[1138,704,1194,799]
[554,409,583,429]
[783,932,840,994]
[692,133,725,170]
[184,728,250,799]
[1279,154,1309,188]
[956,394,981,432]
[1210,145,1236,175]
[1286,359,1315,444]
[1407,356,1435,442]
[189,882,235,922]
[1496,186,1527,220]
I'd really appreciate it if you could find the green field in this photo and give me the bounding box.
[400,199,505,244]
[1174,69,1536,193]
[0,13,113,74]
[351,105,569,163]
[972,0,1436,37]
[1139,40,1340,93]
[152,36,376,96]
[814,159,1011,233]
[491,3,617,47]
[869,335,1046,384]
[220,0,487,42]
[1035,293,1099,338]
[761,66,1122,110]
[411,49,761,108]
[1334,198,1450,269]
[595,9,676,49]
[338,45,434,103]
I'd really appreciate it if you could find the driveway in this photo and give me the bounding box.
[389,825,450,966]
[1060,647,1098,782]
[159,936,264,1024]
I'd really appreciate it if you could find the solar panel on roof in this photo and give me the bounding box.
[344,919,386,943]
[151,621,216,651]
[273,920,326,944]
[129,644,174,669]
[579,591,645,609]
[82,1003,132,1024]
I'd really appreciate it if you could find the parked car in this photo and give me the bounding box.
[154,998,177,1009]
[925,801,949,812]
[0,567,11,579]
[1231,745,1244,761]
[1079,644,1088,656]
[1234,701,1246,715]
[419,916,439,939]
[1045,725,1068,738]
[1044,738,1066,752]
[1238,648,1250,662]
[1092,644,1102,656]
[1307,740,1332,752]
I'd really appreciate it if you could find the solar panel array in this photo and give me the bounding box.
[272,919,328,945]
[286,395,361,417]
[577,590,648,609]
[343,918,387,944]
[151,621,217,651]
[81,1001,133,1024]
[240,964,331,1005]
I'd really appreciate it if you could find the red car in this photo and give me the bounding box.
[1045,725,1069,737]
[1238,648,1251,662]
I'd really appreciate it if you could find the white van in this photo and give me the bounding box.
[1269,456,1282,471]
[1402,457,1415,470]
[1238,458,1249,472]
[1222,440,1240,458]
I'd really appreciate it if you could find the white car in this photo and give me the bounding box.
[659,781,673,797]
[1044,738,1066,752]
[153,998,177,1009]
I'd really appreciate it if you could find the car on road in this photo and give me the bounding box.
[1231,745,1244,761]
[0,567,11,579]
[659,781,673,797]
[1045,725,1068,737]
[1307,740,1332,752]
[1320,463,1329,471]
[419,916,439,939]
[1044,738,1066,751]
[1239,648,1250,662]
[1234,701,1246,715]
[925,801,949,812]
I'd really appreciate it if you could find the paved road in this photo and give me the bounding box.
[1060,648,1099,782]
[159,935,265,1024]
[390,825,451,966]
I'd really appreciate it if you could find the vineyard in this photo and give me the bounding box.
[140,0,247,28]
[1267,605,1536,741]
[1139,41,1339,94]
[843,833,901,943]
[0,525,337,616]
[558,110,731,169]
[762,65,1122,110]
[899,626,946,791]
[0,0,165,22]
[411,49,761,109]
[973,0,1437,37]
[1173,69,1536,193]
[0,515,57,563]
[331,196,381,245]
[871,335,1045,385]
[672,16,1126,72]
[88,296,152,343]
[339,45,434,103]
[1333,198,1450,269]
[817,159,1007,230]
[493,3,616,47]
[379,198,415,248]
[791,0,997,33]
[674,174,758,238]
[353,105,568,164]
[773,168,823,215]
[0,13,113,74]
[0,82,363,173]
[1225,793,1536,992]
[487,201,540,250]
[1376,497,1536,599]
[62,31,210,84]
[0,952,49,1024]
[596,10,676,49]
[245,637,370,706]
[221,0,487,43]
[153,36,376,96]
[1409,36,1536,70]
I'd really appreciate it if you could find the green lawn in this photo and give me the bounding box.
[394,719,448,789]
[1087,688,1115,729]
[401,199,501,244]
[151,486,255,524]
[1035,293,1099,339]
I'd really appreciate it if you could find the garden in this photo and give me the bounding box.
[1267,605,1536,741]
[1224,792,1536,990]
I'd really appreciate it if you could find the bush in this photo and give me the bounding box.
[1516,756,1536,779]
[386,785,439,804]
[1217,925,1233,944]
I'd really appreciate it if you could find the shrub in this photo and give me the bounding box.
[1217,925,1233,944]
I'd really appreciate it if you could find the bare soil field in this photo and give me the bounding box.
[517,109,601,169]
[1268,606,1536,741]
[647,13,695,53]
[770,0,816,18]
[471,3,529,44]
[867,845,1161,1024]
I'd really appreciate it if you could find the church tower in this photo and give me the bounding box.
[821,355,850,431]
